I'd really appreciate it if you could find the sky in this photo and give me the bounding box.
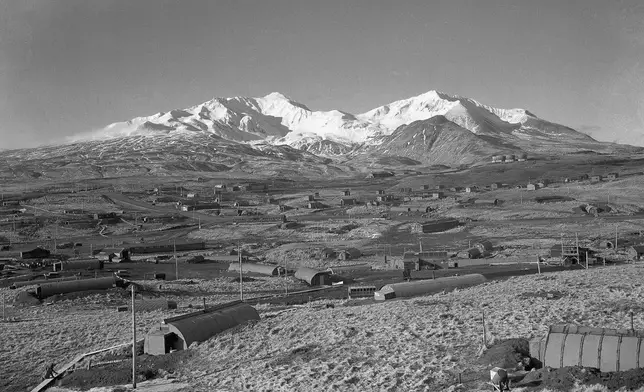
[1,0,643,149]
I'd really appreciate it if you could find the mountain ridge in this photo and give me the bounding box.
[4,90,641,179]
[74,89,602,156]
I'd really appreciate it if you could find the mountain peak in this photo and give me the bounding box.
[263,92,291,100]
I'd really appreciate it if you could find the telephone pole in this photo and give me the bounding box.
[239,242,244,301]
[174,240,178,280]
[131,285,137,389]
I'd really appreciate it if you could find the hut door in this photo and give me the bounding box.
[165,333,182,353]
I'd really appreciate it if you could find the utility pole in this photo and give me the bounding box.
[174,240,178,281]
[131,284,137,389]
[615,224,619,254]
[239,242,244,301]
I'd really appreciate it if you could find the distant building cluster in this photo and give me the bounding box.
[492,153,528,163]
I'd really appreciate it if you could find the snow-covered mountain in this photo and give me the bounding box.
[88,90,595,149]
[62,89,631,166]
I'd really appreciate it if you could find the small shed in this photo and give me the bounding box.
[340,198,356,206]
[607,172,619,180]
[308,201,324,209]
[294,267,331,286]
[338,248,362,260]
[342,190,351,196]
[431,192,444,199]
[465,186,478,193]
[526,183,537,191]
[376,190,386,195]
[233,200,250,207]
[144,301,259,355]
[186,193,197,198]
[627,245,644,260]
[579,174,589,181]
[590,175,602,183]
[450,187,463,192]
[99,247,130,262]
[492,155,504,163]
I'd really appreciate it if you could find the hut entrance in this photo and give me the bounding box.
[164,332,183,353]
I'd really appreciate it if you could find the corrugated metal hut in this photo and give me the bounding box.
[325,263,372,275]
[338,248,362,260]
[530,324,644,372]
[474,199,499,206]
[627,245,644,260]
[11,276,80,289]
[340,198,356,206]
[227,263,285,276]
[20,247,51,259]
[601,238,631,249]
[128,241,205,255]
[421,219,460,233]
[319,248,337,259]
[467,247,482,259]
[36,276,119,299]
[294,267,331,286]
[374,274,487,301]
[144,301,260,355]
[52,258,104,272]
[475,240,494,253]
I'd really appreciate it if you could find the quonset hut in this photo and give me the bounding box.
[530,324,644,372]
[144,301,259,355]
[36,276,121,299]
[374,274,487,301]
[227,263,285,276]
[294,267,332,286]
